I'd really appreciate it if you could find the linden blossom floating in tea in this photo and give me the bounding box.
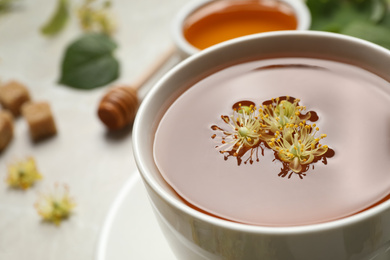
[211,96,335,178]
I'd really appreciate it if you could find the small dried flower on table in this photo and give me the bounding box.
[0,110,13,152]
[0,81,31,116]
[35,183,76,225]
[78,0,116,36]
[22,101,57,141]
[6,157,42,189]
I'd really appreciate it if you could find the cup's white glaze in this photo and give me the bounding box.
[133,31,390,260]
[172,0,311,58]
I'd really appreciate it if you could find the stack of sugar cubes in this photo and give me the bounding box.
[0,81,57,152]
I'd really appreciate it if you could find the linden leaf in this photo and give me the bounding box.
[41,0,70,36]
[306,0,390,49]
[0,0,18,13]
[307,0,380,32]
[341,21,390,49]
[370,0,387,23]
[59,33,119,89]
[0,0,11,11]
[380,2,390,26]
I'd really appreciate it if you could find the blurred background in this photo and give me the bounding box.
[0,0,184,259]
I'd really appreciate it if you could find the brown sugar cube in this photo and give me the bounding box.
[22,102,57,141]
[0,81,31,116]
[0,110,14,152]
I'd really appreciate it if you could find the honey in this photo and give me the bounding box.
[183,0,298,50]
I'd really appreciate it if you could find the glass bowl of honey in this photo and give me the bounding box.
[172,0,311,57]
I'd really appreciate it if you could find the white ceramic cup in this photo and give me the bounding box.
[172,0,311,58]
[133,31,390,260]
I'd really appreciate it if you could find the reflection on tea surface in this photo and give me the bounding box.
[154,57,390,226]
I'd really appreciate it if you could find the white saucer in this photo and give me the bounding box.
[95,172,176,260]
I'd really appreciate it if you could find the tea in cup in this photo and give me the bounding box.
[133,31,390,260]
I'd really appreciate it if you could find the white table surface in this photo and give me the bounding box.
[0,0,185,259]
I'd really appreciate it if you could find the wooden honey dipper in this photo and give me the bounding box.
[98,46,176,130]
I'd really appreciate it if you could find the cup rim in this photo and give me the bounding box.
[171,0,312,57]
[134,30,390,235]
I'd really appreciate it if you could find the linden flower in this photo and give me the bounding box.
[35,184,76,226]
[78,0,116,36]
[268,123,328,173]
[214,104,262,156]
[6,157,42,190]
[258,97,310,135]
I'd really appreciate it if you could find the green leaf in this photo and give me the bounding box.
[306,0,390,49]
[380,2,390,26]
[370,0,387,23]
[59,33,120,89]
[41,0,70,36]
[0,0,16,13]
[307,0,378,32]
[341,21,390,49]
